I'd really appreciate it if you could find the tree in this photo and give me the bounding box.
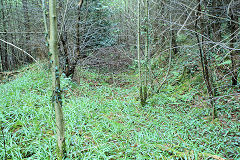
[64,0,84,78]
[195,0,216,120]
[0,0,8,71]
[49,0,66,158]
[22,0,32,63]
[229,1,239,86]
[137,0,145,106]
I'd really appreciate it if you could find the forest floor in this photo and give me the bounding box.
[0,63,239,159]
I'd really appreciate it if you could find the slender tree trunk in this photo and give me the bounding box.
[58,0,70,77]
[14,1,24,67]
[75,5,81,61]
[123,0,129,45]
[0,0,8,71]
[9,33,16,70]
[160,0,166,48]
[41,0,50,66]
[60,31,69,75]
[9,1,18,70]
[212,0,222,42]
[196,0,216,120]
[41,0,49,44]
[171,29,178,55]
[64,0,84,78]
[22,0,33,63]
[49,0,66,158]
[137,0,144,106]
[0,44,2,72]
[229,12,238,86]
[142,0,149,106]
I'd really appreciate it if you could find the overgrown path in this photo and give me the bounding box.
[0,65,239,159]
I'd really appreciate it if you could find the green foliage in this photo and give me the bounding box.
[217,59,232,66]
[177,33,188,44]
[0,63,239,159]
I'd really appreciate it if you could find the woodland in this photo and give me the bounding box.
[0,0,239,159]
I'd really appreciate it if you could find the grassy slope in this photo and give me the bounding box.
[0,64,239,159]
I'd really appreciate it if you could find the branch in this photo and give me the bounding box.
[0,38,39,64]
[78,0,83,8]
[177,2,199,35]
[0,32,45,34]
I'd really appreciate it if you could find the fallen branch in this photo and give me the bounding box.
[0,38,40,66]
[0,32,45,34]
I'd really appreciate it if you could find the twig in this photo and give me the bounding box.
[177,2,199,35]
[176,133,189,148]
[0,32,45,34]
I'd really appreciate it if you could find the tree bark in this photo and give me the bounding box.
[65,0,84,78]
[142,0,149,106]
[49,0,66,158]
[0,0,8,71]
[137,0,144,106]
[211,0,222,42]
[22,0,33,63]
[196,0,216,120]
[229,11,239,86]
[171,29,178,55]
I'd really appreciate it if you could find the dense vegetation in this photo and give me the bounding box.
[0,63,239,159]
[0,0,239,159]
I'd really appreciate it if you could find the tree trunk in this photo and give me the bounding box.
[9,1,18,70]
[137,0,144,106]
[0,0,8,71]
[196,0,216,120]
[60,31,70,75]
[65,0,84,78]
[142,0,149,106]
[171,29,178,55]
[22,0,33,63]
[0,44,2,72]
[49,0,66,158]
[229,12,239,86]
[75,4,81,61]
[211,0,222,42]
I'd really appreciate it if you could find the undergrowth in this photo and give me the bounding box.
[0,63,239,159]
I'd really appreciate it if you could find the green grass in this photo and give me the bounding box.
[0,64,239,159]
